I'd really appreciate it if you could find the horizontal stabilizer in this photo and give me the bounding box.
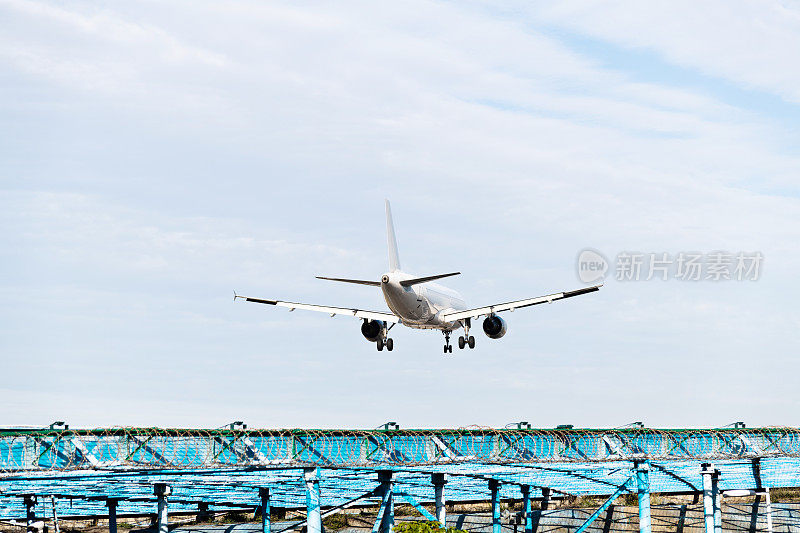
[316,276,381,287]
[399,272,461,287]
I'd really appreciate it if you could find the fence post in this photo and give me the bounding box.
[701,463,720,533]
[489,479,501,533]
[521,485,532,533]
[154,483,171,533]
[304,468,322,533]
[635,461,651,533]
[432,473,447,528]
[260,488,271,533]
[24,495,36,533]
[107,498,118,533]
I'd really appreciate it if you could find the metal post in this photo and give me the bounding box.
[635,462,651,533]
[50,496,60,533]
[432,473,447,528]
[533,487,550,533]
[750,458,762,533]
[540,487,551,511]
[304,467,322,533]
[378,471,394,533]
[489,479,501,533]
[197,502,211,523]
[765,488,773,533]
[520,485,532,533]
[107,499,118,533]
[677,504,687,533]
[154,483,171,533]
[701,463,720,533]
[24,495,36,533]
[259,488,271,533]
[712,474,721,533]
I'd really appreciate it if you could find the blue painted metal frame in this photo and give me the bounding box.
[489,479,501,533]
[520,485,532,533]
[377,471,394,533]
[574,475,633,533]
[1,427,800,521]
[397,493,437,522]
[259,488,270,533]
[635,462,651,533]
[3,427,800,472]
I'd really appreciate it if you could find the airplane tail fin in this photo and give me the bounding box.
[385,199,401,271]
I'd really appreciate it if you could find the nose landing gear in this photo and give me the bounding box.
[443,331,453,353]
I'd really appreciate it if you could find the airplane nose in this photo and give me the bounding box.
[382,275,390,284]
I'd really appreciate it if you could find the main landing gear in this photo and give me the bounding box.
[377,324,395,351]
[458,318,476,350]
[377,338,393,351]
[443,331,453,353]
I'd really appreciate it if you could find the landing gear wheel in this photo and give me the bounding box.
[448,345,453,353]
[443,345,447,354]
[377,338,384,351]
[460,319,474,351]
[386,338,393,351]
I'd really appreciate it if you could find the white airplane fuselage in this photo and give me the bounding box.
[380,271,466,330]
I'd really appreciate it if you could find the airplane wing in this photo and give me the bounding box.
[441,284,602,322]
[234,293,401,323]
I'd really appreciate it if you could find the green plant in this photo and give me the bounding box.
[394,520,467,533]
[323,513,350,530]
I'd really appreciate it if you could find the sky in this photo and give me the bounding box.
[1,0,799,430]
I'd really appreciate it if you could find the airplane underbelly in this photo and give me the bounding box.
[400,303,459,330]
[383,288,428,323]
[382,282,463,330]
[383,291,420,322]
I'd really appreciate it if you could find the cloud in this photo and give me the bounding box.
[0,0,227,106]
[1,190,367,287]
[529,1,800,103]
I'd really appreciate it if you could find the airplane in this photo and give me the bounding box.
[235,200,601,353]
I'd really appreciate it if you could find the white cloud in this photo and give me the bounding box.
[529,0,800,103]
[1,190,367,286]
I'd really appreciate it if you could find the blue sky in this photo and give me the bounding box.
[1,0,799,429]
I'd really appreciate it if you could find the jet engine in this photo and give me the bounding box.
[482,314,507,339]
[361,319,386,342]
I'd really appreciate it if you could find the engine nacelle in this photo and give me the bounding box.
[482,314,507,339]
[361,319,386,342]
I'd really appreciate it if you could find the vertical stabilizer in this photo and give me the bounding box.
[385,199,401,271]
